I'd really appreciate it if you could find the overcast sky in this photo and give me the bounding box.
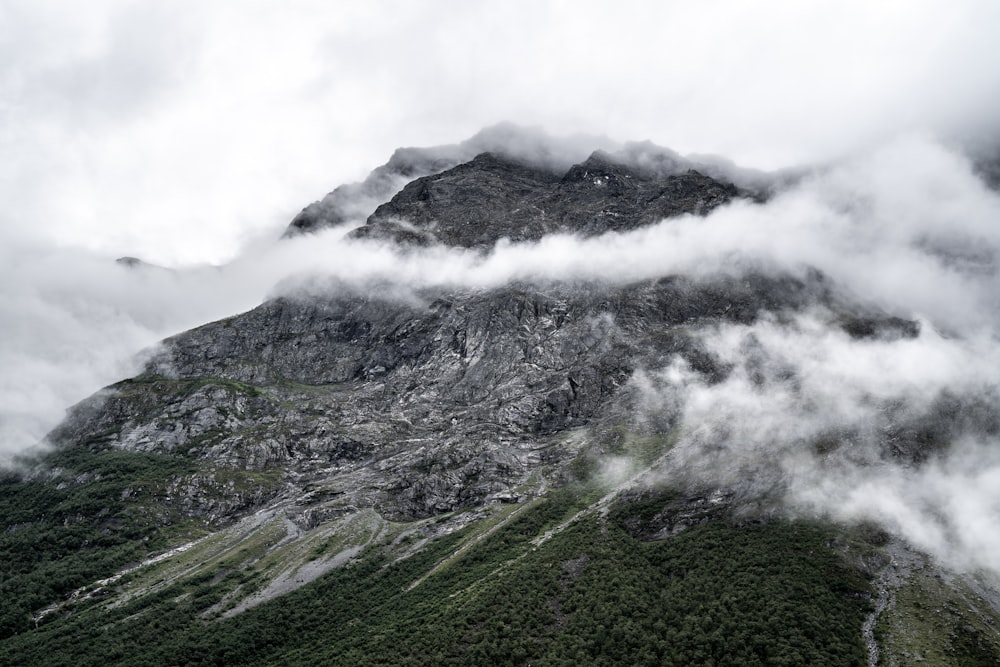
[7,2,1000,572]
[3,0,1000,265]
[3,0,1000,451]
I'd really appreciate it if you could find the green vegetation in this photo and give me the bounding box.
[116,375,267,399]
[876,560,1000,666]
[603,424,679,466]
[0,448,197,639]
[1,486,874,666]
[0,442,287,641]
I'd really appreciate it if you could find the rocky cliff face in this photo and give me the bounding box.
[282,123,779,241]
[12,129,1000,666]
[48,140,920,526]
[353,151,741,247]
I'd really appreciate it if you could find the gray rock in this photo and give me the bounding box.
[45,129,924,527]
[51,268,917,522]
[352,150,741,248]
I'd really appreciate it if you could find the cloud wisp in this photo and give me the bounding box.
[3,128,1000,581]
[632,310,1000,576]
[4,1,1000,265]
[269,135,1000,332]
[3,134,996,449]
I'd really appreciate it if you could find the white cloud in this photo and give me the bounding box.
[4,132,998,462]
[628,309,1000,575]
[4,0,1000,574]
[3,1,1000,264]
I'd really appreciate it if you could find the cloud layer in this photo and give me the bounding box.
[639,310,1000,575]
[5,133,998,460]
[4,1,1000,264]
[5,1,1000,575]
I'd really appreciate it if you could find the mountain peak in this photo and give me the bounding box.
[282,126,774,242]
[348,145,740,248]
[7,127,1000,664]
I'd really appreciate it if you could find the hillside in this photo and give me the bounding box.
[3,129,1000,666]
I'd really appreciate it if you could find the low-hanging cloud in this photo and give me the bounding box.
[4,130,1000,581]
[5,1,1000,266]
[275,133,1000,575]
[266,135,1000,331]
[631,310,1000,576]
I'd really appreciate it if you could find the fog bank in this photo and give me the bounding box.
[4,131,1000,580]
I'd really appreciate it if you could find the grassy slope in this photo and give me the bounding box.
[2,485,876,667]
[0,449,199,639]
[876,557,1000,666]
[0,441,285,640]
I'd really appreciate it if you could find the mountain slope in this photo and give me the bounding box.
[3,129,1000,665]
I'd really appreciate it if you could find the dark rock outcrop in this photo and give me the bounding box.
[352,150,741,248]
[48,129,924,524]
[283,122,618,237]
[54,269,918,520]
[283,123,785,242]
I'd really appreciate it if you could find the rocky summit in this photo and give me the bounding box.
[351,151,740,247]
[4,128,1000,666]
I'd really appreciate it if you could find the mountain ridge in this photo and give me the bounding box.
[284,123,784,242]
[4,127,1000,665]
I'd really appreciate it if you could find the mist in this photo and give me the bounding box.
[4,120,1000,589]
[5,1,1000,266]
[5,0,1000,580]
[268,133,1000,577]
[632,309,1000,576]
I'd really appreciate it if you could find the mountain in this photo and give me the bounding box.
[3,128,1000,666]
